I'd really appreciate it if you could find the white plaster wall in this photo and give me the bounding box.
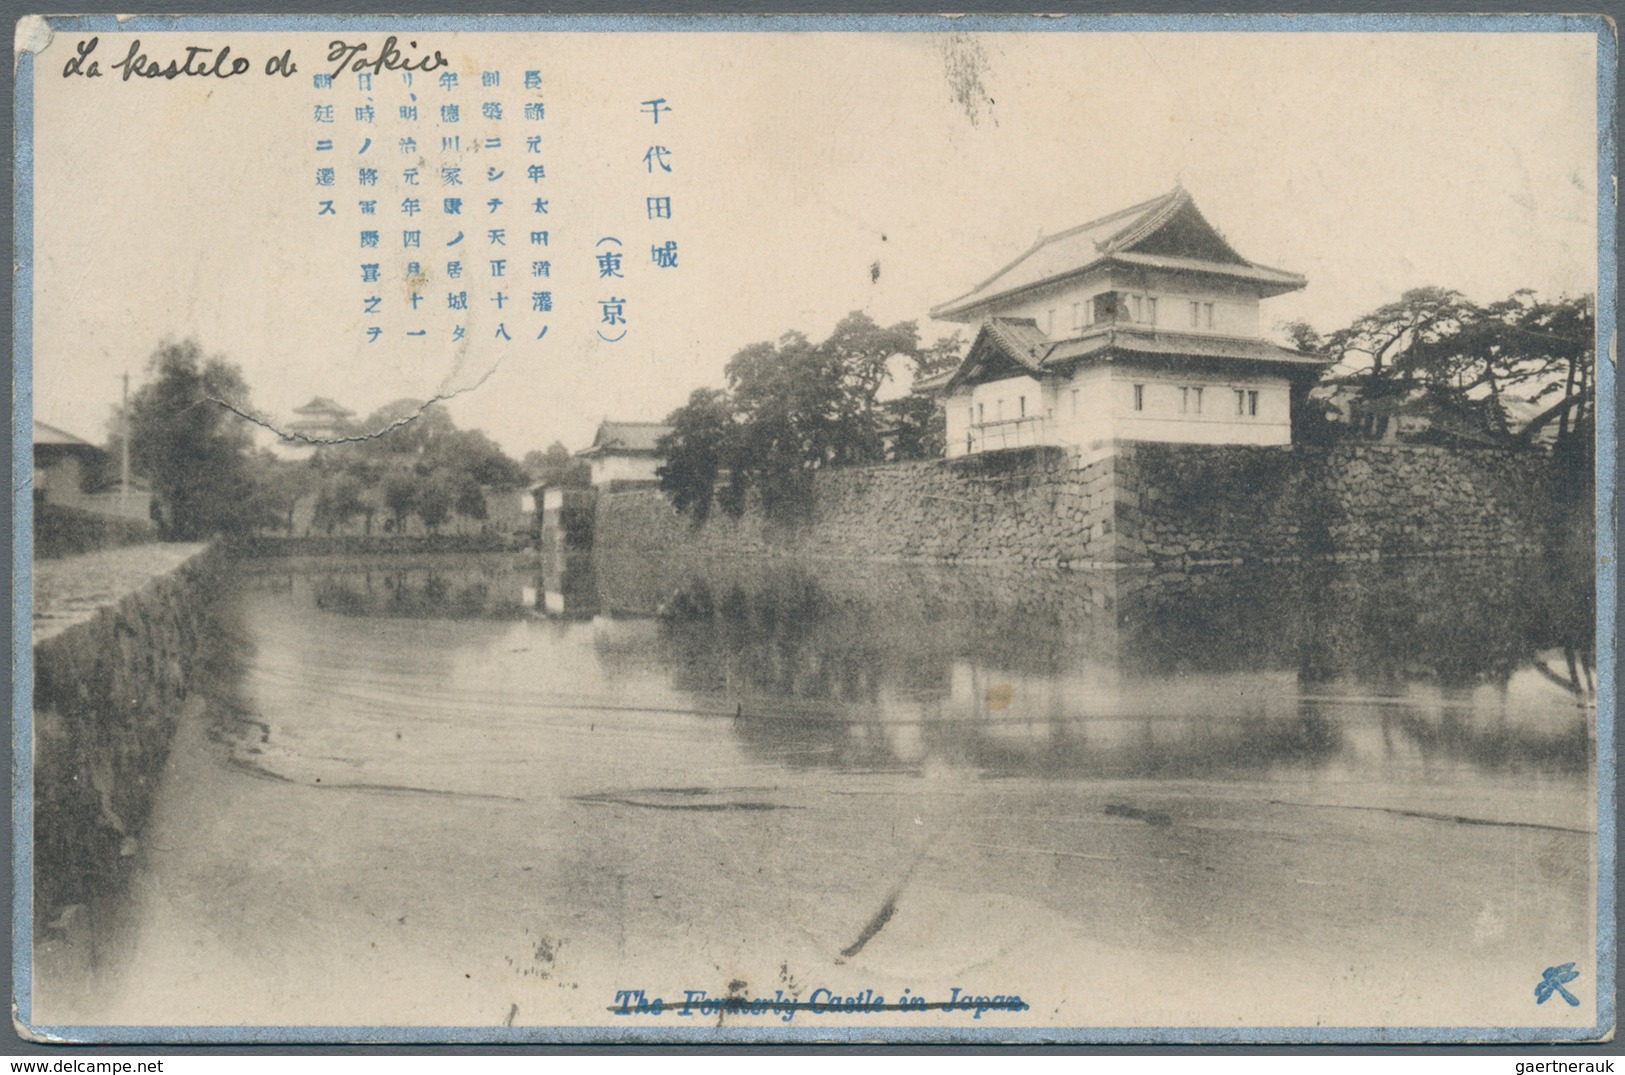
[987,270,1263,340]
[1108,365,1291,447]
[1143,285,1260,338]
[946,362,1291,460]
[945,387,973,458]
[1000,278,1111,337]
[1046,365,1115,452]
[591,454,662,486]
[959,374,1045,453]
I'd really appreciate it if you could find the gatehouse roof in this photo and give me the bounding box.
[932,188,1306,322]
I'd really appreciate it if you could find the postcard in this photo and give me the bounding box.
[12,14,1615,1045]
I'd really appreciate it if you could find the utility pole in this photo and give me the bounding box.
[120,371,130,516]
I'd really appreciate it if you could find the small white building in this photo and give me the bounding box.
[578,420,673,488]
[932,188,1328,461]
[33,419,153,524]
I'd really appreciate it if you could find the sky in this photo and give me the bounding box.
[28,24,1602,459]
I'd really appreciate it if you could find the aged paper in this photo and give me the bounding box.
[14,16,1613,1044]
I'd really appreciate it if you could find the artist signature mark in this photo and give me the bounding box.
[1535,962,1581,1006]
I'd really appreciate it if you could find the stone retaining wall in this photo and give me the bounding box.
[595,442,1562,569]
[32,545,222,922]
[1115,443,1557,567]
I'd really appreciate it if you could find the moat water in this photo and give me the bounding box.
[32,548,1600,1031]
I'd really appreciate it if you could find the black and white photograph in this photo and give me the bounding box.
[13,16,1613,1044]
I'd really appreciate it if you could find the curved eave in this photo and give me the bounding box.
[931,260,1108,323]
[932,256,1306,323]
[942,355,1045,395]
[1046,334,1332,382]
[941,330,1331,394]
[1106,252,1307,297]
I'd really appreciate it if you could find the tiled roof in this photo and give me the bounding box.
[33,420,101,450]
[941,321,1328,393]
[941,317,1049,392]
[982,317,1050,371]
[912,368,957,394]
[583,420,674,456]
[932,188,1306,321]
[1106,252,1306,291]
[1043,327,1330,370]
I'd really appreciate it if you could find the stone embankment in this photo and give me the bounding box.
[1114,443,1556,567]
[594,442,1562,569]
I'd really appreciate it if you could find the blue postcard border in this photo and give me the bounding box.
[8,10,1618,1048]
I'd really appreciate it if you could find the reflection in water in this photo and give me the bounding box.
[303,561,530,620]
[229,551,1595,787]
[627,553,1593,781]
[200,547,1599,787]
[35,547,1597,1027]
[537,547,599,619]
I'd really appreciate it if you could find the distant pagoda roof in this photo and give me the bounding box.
[292,396,355,418]
[932,188,1307,322]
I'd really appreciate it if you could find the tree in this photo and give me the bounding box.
[354,398,457,458]
[1484,293,1597,451]
[454,477,489,527]
[523,441,591,488]
[245,451,308,535]
[305,398,528,537]
[312,472,367,535]
[427,427,529,490]
[382,474,417,534]
[659,312,923,522]
[916,331,968,381]
[126,339,258,539]
[726,312,921,518]
[883,332,965,461]
[657,388,742,522]
[1303,289,1594,450]
[1316,287,1480,440]
[414,474,456,535]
